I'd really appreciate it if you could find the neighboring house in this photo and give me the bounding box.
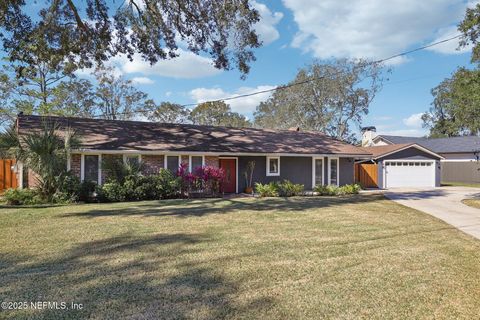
[360,143,443,188]
[361,127,480,184]
[16,115,371,192]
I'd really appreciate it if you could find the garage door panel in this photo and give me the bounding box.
[385,161,435,188]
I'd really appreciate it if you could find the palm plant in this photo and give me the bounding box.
[0,119,78,201]
[101,156,145,184]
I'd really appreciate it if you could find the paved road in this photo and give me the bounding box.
[384,186,480,240]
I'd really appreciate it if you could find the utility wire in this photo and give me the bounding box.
[94,33,463,118]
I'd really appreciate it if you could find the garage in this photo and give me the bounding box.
[360,143,443,189]
[384,160,435,188]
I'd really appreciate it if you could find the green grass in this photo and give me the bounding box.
[442,181,480,188]
[1,195,480,319]
[462,199,480,209]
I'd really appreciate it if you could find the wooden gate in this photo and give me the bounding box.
[0,159,18,193]
[355,163,378,188]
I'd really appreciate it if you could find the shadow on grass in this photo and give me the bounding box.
[0,232,272,319]
[62,194,388,219]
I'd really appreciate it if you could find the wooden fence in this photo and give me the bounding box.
[354,163,378,188]
[0,159,18,193]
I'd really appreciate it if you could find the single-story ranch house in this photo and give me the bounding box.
[16,115,372,192]
[361,126,480,184]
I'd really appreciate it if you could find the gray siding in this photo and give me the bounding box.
[237,156,313,191]
[441,161,480,183]
[380,148,441,160]
[339,158,355,185]
[237,155,355,192]
[377,161,384,189]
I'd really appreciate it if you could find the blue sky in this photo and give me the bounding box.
[79,0,476,137]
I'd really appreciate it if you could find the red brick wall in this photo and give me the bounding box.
[142,155,165,175]
[70,154,81,178]
[205,156,219,168]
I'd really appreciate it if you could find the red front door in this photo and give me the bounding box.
[219,159,236,193]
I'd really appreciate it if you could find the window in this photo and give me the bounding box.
[329,158,338,186]
[84,155,99,183]
[124,154,140,167]
[266,157,280,176]
[166,155,180,172]
[190,156,203,172]
[314,158,323,186]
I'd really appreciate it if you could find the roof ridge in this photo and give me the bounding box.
[18,114,333,138]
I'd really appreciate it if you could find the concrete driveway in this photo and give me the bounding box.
[385,186,480,240]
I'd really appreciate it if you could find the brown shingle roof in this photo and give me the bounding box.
[17,115,371,156]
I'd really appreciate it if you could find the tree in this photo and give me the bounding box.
[422,68,480,136]
[0,0,261,77]
[49,79,97,118]
[0,67,100,126]
[146,101,190,123]
[0,33,85,125]
[189,101,251,127]
[254,59,385,142]
[459,3,480,63]
[0,120,78,201]
[94,67,148,120]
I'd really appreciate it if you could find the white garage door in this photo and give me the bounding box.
[384,161,435,188]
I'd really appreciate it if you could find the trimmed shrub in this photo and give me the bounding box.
[313,185,339,196]
[314,184,361,196]
[255,182,279,197]
[3,188,45,205]
[339,183,361,195]
[95,169,181,202]
[277,180,304,197]
[177,163,225,197]
[96,182,126,202]
[157,169,181,199]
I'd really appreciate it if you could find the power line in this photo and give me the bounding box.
[95,33,463,118]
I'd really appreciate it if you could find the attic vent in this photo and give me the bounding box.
[289,127,300,131]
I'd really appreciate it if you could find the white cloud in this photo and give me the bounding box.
[252,1,284,45]
[403,113,424,128]
[189,85,276,115]
[165,91,172,97]
[283,0,469,63]
[426,26,470,55]
[131,76,154,85]
[111,49,222,79]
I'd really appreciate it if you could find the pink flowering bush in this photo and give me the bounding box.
[177,163,226,197]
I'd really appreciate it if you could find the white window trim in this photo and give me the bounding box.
[219,157,238,194]
[327,157,339,186]
[189,155,205,172]
[311,157,325,188]
[80,154,102,185]
[123,154,142,164]
[266,156,280,176]
[17,161,24,189]
[164,155,181,170]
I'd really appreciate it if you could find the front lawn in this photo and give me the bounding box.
[442,181,480,188]
[462,199,480,209]
[1,195,480,319]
